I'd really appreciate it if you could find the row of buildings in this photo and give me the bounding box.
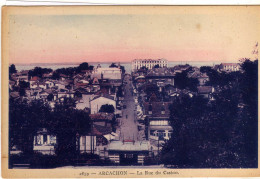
[10,64,125,156]
[131,59,241,153]
[132,58,241,73]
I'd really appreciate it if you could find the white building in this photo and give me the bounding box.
[79,135,97,154]
[219,63,240,72]
[91,67,122,80]
[33,128,56,155]
[132,59,168,71]
[90,95,116,114]
[75,94,97,110]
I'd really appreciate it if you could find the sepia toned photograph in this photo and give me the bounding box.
[1,6,260,177]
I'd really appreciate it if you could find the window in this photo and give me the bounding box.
[150,130,155,135]
[124,154,133,158]
[43,134,47,144]
[150,120,168,126]
[148,104,152,111]
[161,103,165,114]
[82,136,86,145]
[36,135,41,145]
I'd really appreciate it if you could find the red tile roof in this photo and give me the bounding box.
[30,76,39,81]
[143,101,172,118]
[91,124,112,136]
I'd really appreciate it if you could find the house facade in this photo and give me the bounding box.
[108,140,150,165]
[219,63,240,72]
[33,128,56,155]
[90,95,116,114]
[143,101,173,141]
[132,59,168,71]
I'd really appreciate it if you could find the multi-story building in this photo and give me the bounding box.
[145,67,175,90]
[132,59,168,71]
[92,67,122,80]
[143,101,173,141]
[219,63,240,72]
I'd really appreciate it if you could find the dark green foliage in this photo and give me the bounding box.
[9,97,91,159]
[19,88,26,96]
[9,64,17,74]
[109,63,117,68]
[174,71,199,91]
[144,83,159,97]
[109,63,125,74]
[77,62,89,71]
[116,86,123,97]
[154,64,160,68]
[29,67,53,78]
[161,59,258,168]
[99,104,115,113]
[47,93,54,101]
[30,153,59,168]
[200,66,212,73]
[201,66,241,87]
[51,71,60,80]
[48,102,91,158]
[51,62,93,79]
[14,81,30,96]
[74,91,82,98]
[19,81,29,89]
[9,99,51,154]
[140,66,148,71]
[54,67,76,77]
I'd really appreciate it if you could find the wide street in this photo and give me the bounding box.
[118,75,139,141]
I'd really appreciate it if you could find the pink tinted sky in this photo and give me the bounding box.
[8,7,259,64]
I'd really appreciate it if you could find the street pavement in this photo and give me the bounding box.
[118,75,139,141]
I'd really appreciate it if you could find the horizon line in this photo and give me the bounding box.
[10,59,239,65]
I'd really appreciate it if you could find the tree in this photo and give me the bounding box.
[99,104,115,113]
[47,94,54,101]
[109,63,117,68]
[88,65,94,71]
[144,83,159,98]
[19,81,30,89]
[154,64,160,68]
[161,59,258,168]
[9,64,17,74]
[48,103,91,160]
[200,66,212,73]
[120,66,126,74]
[9,99,51,154]
[52,71,60,80]
[29,67,53,78]
[109,63,125,74]
[239,59,258,165]
[174,71,199,91]
[74,91,82,98]
[52,63,93,78]
[140,66,148,71]
[161,95,209,166]
[19,88,26,96]
[77,62,89,72]
[18,81,30,96]
[116,86,123,97]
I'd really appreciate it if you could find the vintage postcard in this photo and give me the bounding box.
[1,6,260,178]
